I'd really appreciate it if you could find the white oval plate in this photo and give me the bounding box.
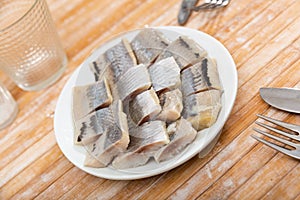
[54,26,238,180]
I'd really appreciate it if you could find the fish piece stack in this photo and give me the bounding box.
[72,28,223,169]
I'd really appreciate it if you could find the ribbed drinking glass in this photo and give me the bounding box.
[0,0,67,91]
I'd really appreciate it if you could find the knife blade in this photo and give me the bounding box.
[260,87,300,113]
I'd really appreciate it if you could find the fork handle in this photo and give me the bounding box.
[178,0,199,25]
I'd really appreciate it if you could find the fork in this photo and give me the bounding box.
[251,114,300,159]
[178,0,230,25]
[193,0,230,11]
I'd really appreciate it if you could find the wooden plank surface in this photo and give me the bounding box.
[1,0,300,199]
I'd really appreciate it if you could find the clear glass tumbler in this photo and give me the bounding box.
[0,81,18,129]
[0,0,67,91]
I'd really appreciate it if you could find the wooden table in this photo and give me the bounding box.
[1,0,300,199]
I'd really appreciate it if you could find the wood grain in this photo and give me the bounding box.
[1,0,300,199]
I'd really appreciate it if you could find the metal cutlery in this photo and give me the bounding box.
[260,87,300,114]
[178,0,230,25]
[252,114,300,160]
[192,0,230,11]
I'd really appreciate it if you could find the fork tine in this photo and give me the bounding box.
[251,134,300,159]
[193,3,215,11]
[257,114,300,134]
[255,121,300,142]
[193,0,228,11]
[220,0,229,6]
[253,128,300,149]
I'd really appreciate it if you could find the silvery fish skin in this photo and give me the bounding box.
[148,57,181,93]
[116,64,152,101]
[72,78,113,122]
[74,106,113,145]
[112,121,169,169]
[156,36,207,70]
[181,57,222,96]
[183,89,222,131]
[84,100,129,167]
[131,28,170,64]
[157,89,183,122]
[105,39,137,83]
[89,54,110,82]
[89,39,136,83]
[129,88,161,125]
[127,121,169,152]
[154,118,197,163]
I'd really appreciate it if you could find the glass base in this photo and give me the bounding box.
[17,57,68,91]
[0,102,18,130]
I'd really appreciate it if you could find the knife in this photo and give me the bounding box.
[260,87,300,113]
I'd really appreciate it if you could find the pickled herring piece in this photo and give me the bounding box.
[148,57,181,93]
[116,64,152,101]
[183,90,222,131]
[111,152,151,169]
[156,36,207,70]
[89,54,110,82]
[72,78,112,121]
[84,100,130,167]
[112,121,169,169]
[74,107,113,145]
[84,153,106,168]
[154,118,197,162]
[181,58,222,97]
[131,28,170,64]
[157,89,183,122]
[129,88,161,125]
[105,39,137,83]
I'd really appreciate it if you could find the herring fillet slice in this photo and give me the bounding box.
[72,78,113,122]
[116,64,152,101]
[129,88,162,125]
[84,100,130,167]
[148,57,181,93]
[131,28,170,64]
[156,36,207,70]
[74,107,113,145]
[112,121,169,169]
[89,39,136,83]
[183,90,222,131]
[111,152,150,170]
[128,121,169,150]
[154,118,197,163]
[84,153,106,168]
[181,57,222,97]
[157,89,183,122]
[89,54,111,82]
[187,104,222,131]
[105,39,137,83]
